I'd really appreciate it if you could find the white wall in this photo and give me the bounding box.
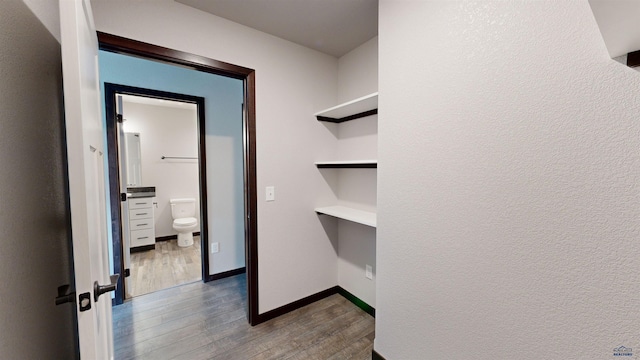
[376,1,640,359]
[588,0,640,57]
[122,101,200,238]
[338,37,378,103]
[331,38,379,307]
[335,37,379,162]
[91,0,339,313]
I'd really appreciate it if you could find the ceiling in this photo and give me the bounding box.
[175,0,378,57]
[588,0,640,58]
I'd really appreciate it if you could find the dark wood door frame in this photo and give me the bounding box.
[98,32,259,325]
[104,83,208,304]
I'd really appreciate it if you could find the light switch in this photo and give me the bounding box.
[266,186,275,201]
[211,242,219,253]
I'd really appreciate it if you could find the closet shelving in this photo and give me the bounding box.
[314,160,377,168]
[314,92,378,226]
[314,205,376,228]
[314,92,378,123]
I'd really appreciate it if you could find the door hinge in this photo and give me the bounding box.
[124,268,130,277]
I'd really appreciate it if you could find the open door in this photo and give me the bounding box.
[60,0,116,358]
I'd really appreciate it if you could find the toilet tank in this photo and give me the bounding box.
[170,198,196,219]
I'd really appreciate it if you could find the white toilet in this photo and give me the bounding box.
[170,198,198,247]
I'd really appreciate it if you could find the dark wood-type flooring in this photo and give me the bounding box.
[112,274,375,359]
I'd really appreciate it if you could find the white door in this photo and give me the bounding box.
[60,0,115,358]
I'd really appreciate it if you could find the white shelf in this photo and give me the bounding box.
[315,160,377,168]
[315,205,376,227]
[314,92,378,122]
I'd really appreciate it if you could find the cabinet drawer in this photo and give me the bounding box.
[129,198,153,209]
[129,208,153,220]
[130,228,154,247]
[131,218,153,230]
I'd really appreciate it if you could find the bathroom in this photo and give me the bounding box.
[120,94,202,298]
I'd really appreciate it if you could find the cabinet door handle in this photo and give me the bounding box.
[138,236,149,240]
[135,213,147,216]
[136,223,148,227]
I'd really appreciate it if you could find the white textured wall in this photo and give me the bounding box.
[376,1,640,359]
[91,0,339,313]
[122,101,200,238]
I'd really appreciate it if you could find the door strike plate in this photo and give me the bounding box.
[78,292,91,312]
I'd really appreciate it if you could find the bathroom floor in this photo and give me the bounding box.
[128,236,202,298]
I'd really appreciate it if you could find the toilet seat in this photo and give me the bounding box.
[173,217,197,227]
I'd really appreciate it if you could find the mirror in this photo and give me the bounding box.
[124,132,142,187]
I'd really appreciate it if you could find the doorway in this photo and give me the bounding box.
[99,32,259,325]
[108,88,206,298]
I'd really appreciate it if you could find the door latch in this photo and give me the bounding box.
[55,284,75,305]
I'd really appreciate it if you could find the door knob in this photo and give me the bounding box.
[93,274,120,302]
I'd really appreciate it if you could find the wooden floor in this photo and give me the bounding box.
[129,238,202,298]
[112,274,375,359]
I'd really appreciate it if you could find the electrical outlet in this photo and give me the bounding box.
[211,242,219,253]
[365,265,373,280]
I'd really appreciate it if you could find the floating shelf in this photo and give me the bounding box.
[314,92,378,123]
[315,205,376,227]
[315,160,377,169]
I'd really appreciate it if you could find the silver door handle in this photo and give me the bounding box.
[93,274,120,302]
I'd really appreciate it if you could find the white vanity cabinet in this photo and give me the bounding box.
[128,197,155,248]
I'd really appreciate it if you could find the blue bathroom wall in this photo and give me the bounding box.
[98,50,245,278]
